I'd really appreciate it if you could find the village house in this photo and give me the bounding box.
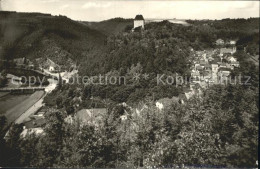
[134,104,148,117]
[220,47,236,55]
[23,118,46,129]
[191,69,200,82]
[75,108,107,128]
[180,85,203,104]
[229,40,236,45]
[196,65,203,72]
[6,74,21,83]
[226,56,239,67]
[179,94,187,104]
[13,57,35,69]
[202,53,207,60]
[216,39,224,45]
[219,62,227,68]
[211,63,219,82]
[211,63,219,72]
[227,56,237,63]
[184,89,194,100]
[199,60,206,68]
[204,64,211,71]
[251,55,259,62]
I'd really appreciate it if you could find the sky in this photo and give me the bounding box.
[0,0,259,21]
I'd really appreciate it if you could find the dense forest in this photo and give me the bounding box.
[0,11,259,168]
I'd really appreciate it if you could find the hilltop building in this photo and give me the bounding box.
[133,14,188,31]
[134,15,145,29]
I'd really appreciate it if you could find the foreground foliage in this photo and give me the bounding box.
[0,84,258,168]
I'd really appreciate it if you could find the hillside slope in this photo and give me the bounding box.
[1,12,258,76]
[0,11,106,69]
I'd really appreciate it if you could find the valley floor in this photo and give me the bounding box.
[2,91,45,124]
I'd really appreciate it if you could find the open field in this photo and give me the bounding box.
[0,93,31,114]
[2,91,45,124]
[0,92,10,98]
[15,93,46,124]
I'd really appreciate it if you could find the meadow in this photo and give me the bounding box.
[0,91,44,123]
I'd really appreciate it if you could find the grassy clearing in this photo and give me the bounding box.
[3,91,45,123]
[0,93,31,114]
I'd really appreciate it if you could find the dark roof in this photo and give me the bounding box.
[209,60,218,65]
[196,66,203,70]
[134,15,144,20]
[218,67,231,72]
[200,60,206,65]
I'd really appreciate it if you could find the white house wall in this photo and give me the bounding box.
[134,20,144,28]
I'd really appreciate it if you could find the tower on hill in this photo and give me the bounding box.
[134,15,145,29]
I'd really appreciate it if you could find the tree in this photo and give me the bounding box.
[4,124,23,167]
[124,25,133,32]
[56,96,63,109]
[57,73,63,89]
[65,105,74,115]
[35,110,64,167]
[0,115,7,133]
[19,134,40,167]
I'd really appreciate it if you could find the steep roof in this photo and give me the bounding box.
[76,108,107,126]
[134,15,144,20]
[157,97,180,107]
[210,60,218,65]
[230,61,239,64]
